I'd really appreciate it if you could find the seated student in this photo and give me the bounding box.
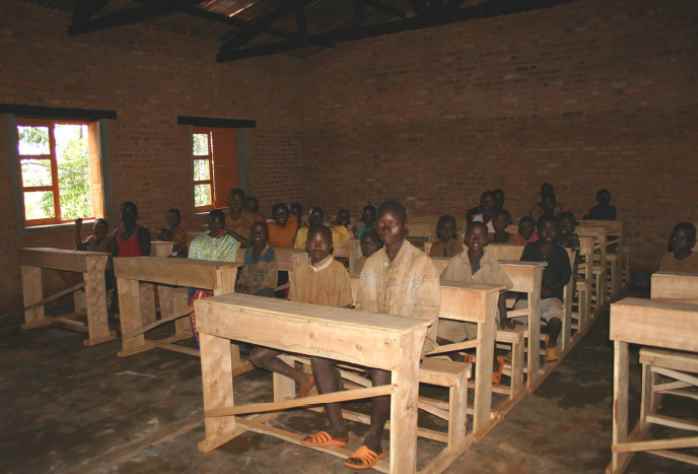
[493,188,505,211]
[253,225,352,404]
[305,200,440,470]
[355,229,382,274]
[267,203,298,248]
[111,201,151,257]
[467,191,497,234]
[227,188,263,246]
[245,195,261,216]
[294,207,325,250]
[353,204,377,240]
[531,183,561,220]
[511,216,539,245]
[332,208,353,251]
[289,202,304,228]
[492,209,513,243]
[659,223,698,273]
[429,214,463,257]
[515,216,572,362]
[157,208,188,257]
[558,211,580,250]
[585,189,617,221]
[237,222,278,296]
[440,221,513,380]
[188,210,240,345]
[75,217,110,252]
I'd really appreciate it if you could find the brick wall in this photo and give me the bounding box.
[301,0,698,272]
[0,1,305,314]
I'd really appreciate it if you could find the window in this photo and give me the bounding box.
[193,128,215,209]
[17,120,101,226]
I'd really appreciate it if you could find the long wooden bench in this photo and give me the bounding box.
[608,297,698,473]
[114,256,242,365]
[651,271,698,304]
[21,247,114,346]
[194,293,430,474]
[577,225,609,307]
[579,219,629,288]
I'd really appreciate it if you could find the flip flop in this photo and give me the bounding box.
[344,445,385,471]
[302,431,347,448]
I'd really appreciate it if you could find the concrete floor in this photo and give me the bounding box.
[1,302,696,474]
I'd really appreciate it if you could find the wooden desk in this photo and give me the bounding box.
[194,293,429,474]
[114,256,239,360]
[651,271,698,303]
[608,298,698,472]
[486,244,524,261]
[21,247,113,346]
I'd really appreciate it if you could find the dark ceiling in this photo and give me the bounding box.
[28,0,579,62]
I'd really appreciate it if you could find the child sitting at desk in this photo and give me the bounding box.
[515,216,572,362]
[558,211,580,250]
[429,214,463,258]
[188,210,240,345]
[585,189,617,221]
[354,229,382,274]
[157,208,188,257]
[332,208,353,251]
[237,222,278,296]
[511,216,539,245]
[294,207,325,250]
[111,201,151,257]
[75,218,110,252]
[267,203,297,248]
[440,221,514,381]
[252,225,352,408]
[305,200,440,471]
[659,222,698,273]
[492,209,513,243]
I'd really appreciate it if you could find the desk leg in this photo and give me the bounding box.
[140,283,157,326]
[198,332,237,453]
[527,291,541,390]
[22,266,48,329]
[84,263,113,346]
[118,278,147,356]
[389,331,421,474]
[474,312,495,434]
[610,341,630,473]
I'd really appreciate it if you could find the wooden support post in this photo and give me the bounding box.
[140,283,157,327]
[510,331,525,399]
[639,362,653,431]
[389,329,421,474]
[473,291,496,435]
[118,278,148,357]
[610,340,630,473]
[274,355,297,402]
[83,255,113,346]
[21,265,47,328]
[197,332,237,454]
[527,288,542,390]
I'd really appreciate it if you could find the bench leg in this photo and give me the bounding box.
[117,278,148,356]
[639,362,653,431]
[140,283,157,327]
[611,341,631,473]
[198,332,237,453]
[274,354,297,402]
[22,266,49,329]
[83,265,113,346]
[448,371,467,450]
[510,338,524,399]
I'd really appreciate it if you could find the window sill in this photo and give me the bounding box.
[24,219,96,232]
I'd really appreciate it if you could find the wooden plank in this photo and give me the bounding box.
[117,278,146,357]
[197,332,236,454]
[648,449,698,466]
[114,257,238,289]
[206,385,393,418]
[611,341,630,472]
[438,284,503,323]
[651,272,698,301]
[83,253,113,346]
[610,298,698,352]
[473,289,497,435]
[652,367,698,387]
[195,294,428,371]
[21,247,107,273]
[21,265,46,327]
[613,436,698,453]
[426,340,479,356]
[647,414,698,432]
[389,328,422,474]
[487,244,524,262]
[640,348,698,373]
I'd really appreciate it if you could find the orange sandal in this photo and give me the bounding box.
[344,445,385,471]
[302,431,347,448]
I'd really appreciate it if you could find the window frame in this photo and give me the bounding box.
[17,118,95,226]
[192,127,215,211]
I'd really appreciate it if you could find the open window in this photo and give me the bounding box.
[16,119,105,226]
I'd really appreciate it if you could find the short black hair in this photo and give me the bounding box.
[308,224,333,246]
[537,215,559,233]
[559,211,577,226]
[209,209,226,223]
[167,208,181,223]
[596,189,611,202]
[519,216,535,227]
[309,207,325,220]
[272,203,288,215]
[229,188,245,201]
[436,215,458,239]
[377,200,407,224]
[670,222,697,251]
